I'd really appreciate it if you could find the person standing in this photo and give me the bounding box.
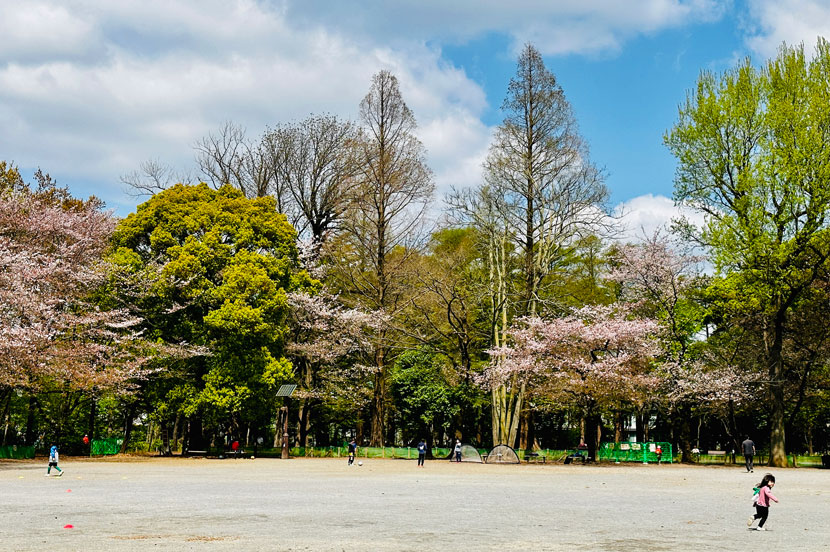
[655,445,663,465]
[417,439,426,467]
[742,436,756,473]
[747,473,778,530]
[454,439,462,463]
[347,438,357,466]
[45,445,63,477]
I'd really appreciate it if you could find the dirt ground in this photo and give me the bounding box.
[1,456,829,551]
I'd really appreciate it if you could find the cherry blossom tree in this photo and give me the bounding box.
[488,305,659,458]
[0,169,165,445]
[608,233,713,460]
[286,291,386,445]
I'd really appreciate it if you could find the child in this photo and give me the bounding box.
[347,438,357,466]
[45,445,63,477]
[747,473,778,530]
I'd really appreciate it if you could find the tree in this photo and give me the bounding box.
[609,233,707,459]
[490,305,659,460]
[391,349,460,455]
[458,44,608,447]
[195,122,276,201]
[0,165,160,446]
[110,183,305,449]
[265,115,358,248]
[485,43,607,318]
[285,291,383,446]
[332,70,434,446]
[665,39,830,466]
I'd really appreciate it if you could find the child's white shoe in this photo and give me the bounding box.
[755,526,766,531]
[747,516,754,527]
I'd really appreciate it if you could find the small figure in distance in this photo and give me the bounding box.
[656,444,663,465]
[348,438,357,466]
[45,445,63,477]
[417,439,426,467]
[231,439,240,458]
[741,436,756,473]
[748,473,778,531]
[454,439,462,463]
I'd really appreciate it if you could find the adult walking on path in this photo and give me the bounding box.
[742,436,756,473]
[454,439,462,462]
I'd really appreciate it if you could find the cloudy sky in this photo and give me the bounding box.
[2,0,829,233]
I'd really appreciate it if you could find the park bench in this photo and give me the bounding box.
[707,450,725,456]
[563,451,586,464]
[184,449,209,457]
[524,451,546,463]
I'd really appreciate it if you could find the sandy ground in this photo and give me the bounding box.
[1,456,829,551]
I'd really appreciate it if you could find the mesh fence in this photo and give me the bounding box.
[91,438,123,456]
[0,445,35,459]
[598,441,673,463]
[484,444,520,464]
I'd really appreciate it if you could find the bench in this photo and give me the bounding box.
[525,452,546,464]
[707,450,726,455]
[184,449,209,457]
[563,452,586,464]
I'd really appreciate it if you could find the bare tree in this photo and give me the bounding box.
[121,159,194,198]
[194,121,247,192]
[334,70,434,446]
[264,114,357,245]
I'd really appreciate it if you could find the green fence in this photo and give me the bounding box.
[91,438,123,456]
[283,446,573,461]
[598,441,673,463]
[0,445,35,459]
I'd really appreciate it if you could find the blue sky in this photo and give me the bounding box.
[1,0,828,233]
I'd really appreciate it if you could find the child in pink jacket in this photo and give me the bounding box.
[747,473,778,530]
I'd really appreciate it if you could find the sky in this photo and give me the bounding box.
[2,0,830,235]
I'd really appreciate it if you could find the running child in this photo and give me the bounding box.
[46,445,63,477]
[747,473,778,531]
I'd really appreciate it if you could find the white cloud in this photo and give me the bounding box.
[744,0,830,58]
[288,0,725,56]
[0,0,726,213]
[612,194,706,242]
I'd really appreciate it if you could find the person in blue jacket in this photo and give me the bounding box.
[46,445,63,477]
[417,439,426,467]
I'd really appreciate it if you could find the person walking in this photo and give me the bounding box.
[747,473,778,531]
[347,438,357,466]
[45,445,63,477]
[742,436,756,472]
[417,439,426,467]
[454,439,462,463]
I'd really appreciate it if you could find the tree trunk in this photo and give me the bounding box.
[370,347,386,446]
[0,390,11,447]
[119,403,137,454]
[87,394,97,456]
[24,394,38,446]
[768,309,788,467]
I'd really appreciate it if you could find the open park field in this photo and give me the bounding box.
[1,456,829,551]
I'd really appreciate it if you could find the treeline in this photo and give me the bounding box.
[2,43,830,466]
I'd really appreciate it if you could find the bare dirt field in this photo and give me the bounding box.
[1,456,829,551]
